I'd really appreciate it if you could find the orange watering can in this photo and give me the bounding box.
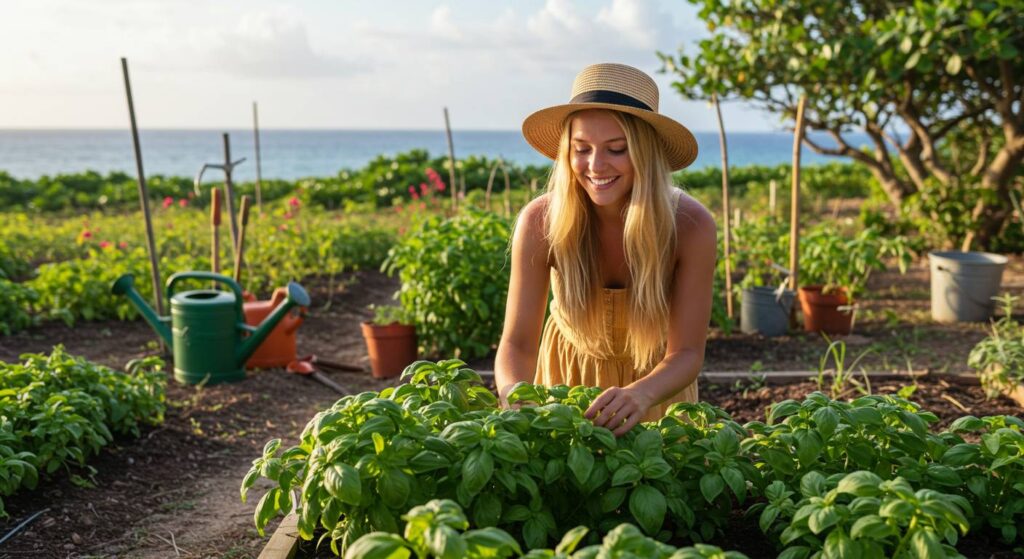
[244,287,306,369]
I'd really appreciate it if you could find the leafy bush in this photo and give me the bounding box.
[345,499,748,559]
[0,346,166,516]
[799,225,911,300]
[0,279,38,334]
[967,294,1024,397]
[383,208,512,359]
[244,360,1024,556]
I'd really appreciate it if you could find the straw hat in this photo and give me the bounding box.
[522,63,698,171]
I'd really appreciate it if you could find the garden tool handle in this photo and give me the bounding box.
[165,271,244,315]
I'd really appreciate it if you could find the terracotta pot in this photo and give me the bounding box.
[798,286,853,335]
[360,321,417,379]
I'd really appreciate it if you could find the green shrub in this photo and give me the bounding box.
[383,208,512,359]
[0,279,38,335]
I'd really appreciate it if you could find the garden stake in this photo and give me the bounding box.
[193,137,246,261]
[211,187,222,277]
[444,107,457,213]
[233,195,251,286]
[789,95,807,292]
[712,93,734,319]
[252,101,263,216]
[120,57,164,319]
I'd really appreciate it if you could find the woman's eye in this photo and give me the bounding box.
[574,147,590,154]
[609,148,627,155]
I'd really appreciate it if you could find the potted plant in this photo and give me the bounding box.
[798,225,910,334]
[730,215,794,337]
[360,304,417,379]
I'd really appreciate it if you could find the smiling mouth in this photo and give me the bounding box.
[588,176,618,190]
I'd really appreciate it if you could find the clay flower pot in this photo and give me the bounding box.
[360,321,417,379]
[798,286,853,335]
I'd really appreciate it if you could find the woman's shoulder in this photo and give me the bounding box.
[672,189,717,250]
[513,193,551,247]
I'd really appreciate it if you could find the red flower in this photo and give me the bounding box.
[411,192,420,200]
[289,197,301,208]
[420,182,429,196]
[408,186,416,195]
[419,202,426,211]
[118,241,129,249]
[81,230,92,239]
[99,240,111,248]
[178,198,188,208]
[162,196,173,209]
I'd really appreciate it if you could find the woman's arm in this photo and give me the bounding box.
[494,195,551,406]
[586,193,717,434]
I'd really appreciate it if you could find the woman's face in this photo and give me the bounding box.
[569,110,634,210]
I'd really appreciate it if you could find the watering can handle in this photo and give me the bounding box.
[166,272,245,314]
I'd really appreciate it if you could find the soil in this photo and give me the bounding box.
[1,257,1023,559]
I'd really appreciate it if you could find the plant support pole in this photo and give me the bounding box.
[789,96,808,291]
[121,57,164,317]
[252,102,263,216]
[222,133,240,255]
[444,107,457,212]
[712,94,734,319]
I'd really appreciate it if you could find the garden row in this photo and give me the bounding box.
[0,151,869,214]
[0,346,166,517]
[242,360,1024,558]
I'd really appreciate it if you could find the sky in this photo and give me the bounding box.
[0,0,782,132]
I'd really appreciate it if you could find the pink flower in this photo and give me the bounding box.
[411,192,420,200]
[178,198,188,208]
[289,197,301,208]
[279,224,289,231]
[420,202,426,211]
[99,241,111,249]
[420,182,429,196]
[118,241,128,249]
[408,186,416,195]
[284,211,293,220]
[81,230,92,239]
[162,196,173,209]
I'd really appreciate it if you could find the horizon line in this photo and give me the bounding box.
[0,126,802,135]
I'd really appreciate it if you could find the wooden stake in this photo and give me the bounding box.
[712,94,734,319]
[211,187,222,276]
[769,179,777,216]
[234,195,251,285]
[443,107,457,213]
[120,57,164,317]
[789,96,808,291]
[222,133,239,255]
[252,102,263,216]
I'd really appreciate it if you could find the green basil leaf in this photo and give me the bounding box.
[629,484,667,535]
[700,472,725,503]
[472,492,502,527]
[491,431,528,464]
[611,464,643,486]
[325,463,362,505]
[463,527,522,557]
[836,471,882,497]
[462,448,494,496]
[567,443,595,485]
[721,466,747,503]
[712,428,740,457]
[601,486,628,512]
[342,532,411,559]
[909,528,943,559]
[812,407,839,440]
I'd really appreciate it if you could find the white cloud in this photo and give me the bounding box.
[173,8,364,79]
[430,5,462,40]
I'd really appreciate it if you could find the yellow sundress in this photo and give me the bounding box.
[534,275,699,423]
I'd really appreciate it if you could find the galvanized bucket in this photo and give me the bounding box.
[741,286,795,337]
[928,251,1008,323]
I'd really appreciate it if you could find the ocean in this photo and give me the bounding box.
[0,129,866,182]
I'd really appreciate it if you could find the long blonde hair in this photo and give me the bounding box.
[544,110,677,371]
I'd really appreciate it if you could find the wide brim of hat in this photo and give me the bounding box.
[522,102,698,171]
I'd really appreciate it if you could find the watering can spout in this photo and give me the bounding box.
[111,274,172,346]
[237,281,310,365]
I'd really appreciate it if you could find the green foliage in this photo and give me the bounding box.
[383,208,512,359]
[0,346,166,516]
[799,226,911,300]
[728,214,790,291]
[0,279,38,334]
[245,359,1024,555]
[968,294,1024,397]
[345,499,748,559]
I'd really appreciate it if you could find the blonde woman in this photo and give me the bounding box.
[495,63,716,436]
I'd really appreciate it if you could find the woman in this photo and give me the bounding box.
[495,63,717,436]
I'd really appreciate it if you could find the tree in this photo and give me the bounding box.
[660,0,1024,250]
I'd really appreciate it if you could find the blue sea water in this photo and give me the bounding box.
[0,129,867,182]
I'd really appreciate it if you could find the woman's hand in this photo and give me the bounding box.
[584,386,654,436]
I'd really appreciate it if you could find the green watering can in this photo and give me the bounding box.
[112,271,311,385]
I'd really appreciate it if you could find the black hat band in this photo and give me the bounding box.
[570,90,652,112]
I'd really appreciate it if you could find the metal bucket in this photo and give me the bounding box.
[929,251,1008,323]
[741,286,795,337]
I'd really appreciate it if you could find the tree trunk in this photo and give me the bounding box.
[962,137,1024,250]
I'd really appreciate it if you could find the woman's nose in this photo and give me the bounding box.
[589,153,607,172]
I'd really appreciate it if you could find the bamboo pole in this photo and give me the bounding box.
[252,102,263,216]
[443,107,457,213]
[769,179,777,217]
[120,57,164,317]
[234,195,251,286]
[789,96,808,291]
[712,94,734,319]
[211,187,222,277]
